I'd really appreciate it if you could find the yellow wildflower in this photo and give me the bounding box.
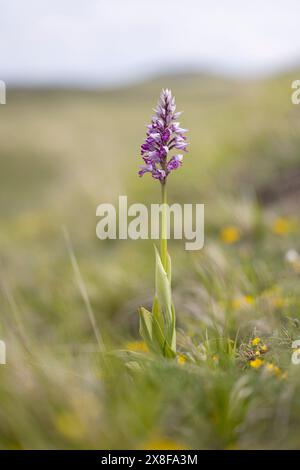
[271,297,285,309]
[260,344,268,352]
[250,358,263,368]
[232,298,242,310]
[255,350,261,356]
[262,286,286,309]
[177,354,186,365]
[142,438,188,450]
[232,295,254,310]
[125,341,149,353]
[56,412,86,440]
[272,217,296,236]
[220,226,241,244]
[251,337,261,346]
[212,354,219,363]
[265,363,281,377]
[225,443,240,450]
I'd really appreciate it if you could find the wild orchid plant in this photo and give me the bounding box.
[138,89,188,358]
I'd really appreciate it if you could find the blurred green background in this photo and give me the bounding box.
[0,71,300,449]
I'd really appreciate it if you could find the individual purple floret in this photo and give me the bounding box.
[138,89,188,183]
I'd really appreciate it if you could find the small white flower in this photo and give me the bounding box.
[285,249,300,264]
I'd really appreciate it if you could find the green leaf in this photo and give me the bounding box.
[154,245,172,313]
[139,306,164,355]
[166,252,172,284]
[152,296,164,332]
[138,246,176,358]
[170,304,176,352]
[154,246,176,354]
[138,307,153,346]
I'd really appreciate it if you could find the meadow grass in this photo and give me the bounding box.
[0,71,300,449]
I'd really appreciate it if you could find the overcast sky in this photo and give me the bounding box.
[1,0,300,87]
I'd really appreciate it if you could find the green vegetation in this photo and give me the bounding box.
[0,71,300,449]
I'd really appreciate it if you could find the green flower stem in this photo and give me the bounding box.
[160,182,168,272]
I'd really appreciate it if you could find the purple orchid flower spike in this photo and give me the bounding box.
[138,90,189,358]
[138,89,188,183]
